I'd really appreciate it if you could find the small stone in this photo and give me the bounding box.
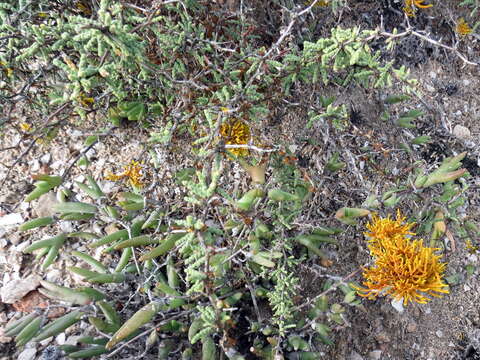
[31,160,40,172]
[18,347,37,360]
[41,346,62,360]
[0,213,24,227]
[9,232,22,245]
[104,223,119,235]
[55,333,66,345]
[59,221,74,233]
[74,175,85,183]
[1,275,42,303]
[45,269,62,283]
[463,79,471,86]
[464,284,471,291]
[391,298,404,313]
[453,125,471,139]
[34,192,58,218]
[375,331,391,343]
[429,71,437,79]
[40,337,53,346]
[64,335,81,345]
[436,330,443,338]
[407,322,417,332]
[40,153,52,164]
[368,350,382,360]
[425,84,435,92]
[349,350,364,360]
[468,254,478,262]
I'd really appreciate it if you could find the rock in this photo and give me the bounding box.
[18,347,37,360]
[453,125,471,139]
[407,321,417,332]
[55,332,66,345]
[45,269,62,283]
[59,221,74,233]
[368,350,382,360]
[391,298,404,313]
[41,346,62,360]
[9,232,22,245]
[40,153,51,164]
[34,192,58,218]
[0,213,24,227]
[375,331,391,343]
[31,160,40,172]
[349,350,364,360]
[104,223,119,235]
[436,330,443,338]
[1,275,42,303]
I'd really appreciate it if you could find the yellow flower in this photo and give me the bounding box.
[0,61,13,77]
[78,93,94,107]
[356,211,449,305]
[403,0,432,16]
[466,239,478,254]
[456,18,473,36]
[20,123,32,132]
[220,119,251,157]
[304,0,329,7]
[364,210,415,243]
[105,160,144,188]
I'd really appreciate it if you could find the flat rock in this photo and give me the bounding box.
[1,275,42,304]
[18,347,37,360]
[0,213,23,227]
[349,350,364,360]
[34,192,58,218]
[453,124,471,139]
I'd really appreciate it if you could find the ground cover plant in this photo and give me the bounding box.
[1,0,479,359]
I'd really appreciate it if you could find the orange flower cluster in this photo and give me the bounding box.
[105,160,144,188]
[356,211,449,305]
[456,18,473,36]
[403,0,432,17]
[220,119,251,157]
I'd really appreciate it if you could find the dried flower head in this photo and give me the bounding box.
[105,160,144,188]
[220,119,251,157]
[357,211,449,305]
[456,18,473,36]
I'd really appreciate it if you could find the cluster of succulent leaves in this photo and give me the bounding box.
[5,0,479,359]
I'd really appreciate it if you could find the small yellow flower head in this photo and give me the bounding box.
[78,93,94,107]
[0,61,13,77]
[456,18,473,36]
[466,239,479,254]
[105,160,144,188]
[364,210,415,243]
[305,0,329,7]
[403,0,432,16]
[20,123,32,132]
[357,211,449,305]
[220,119,251,157]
